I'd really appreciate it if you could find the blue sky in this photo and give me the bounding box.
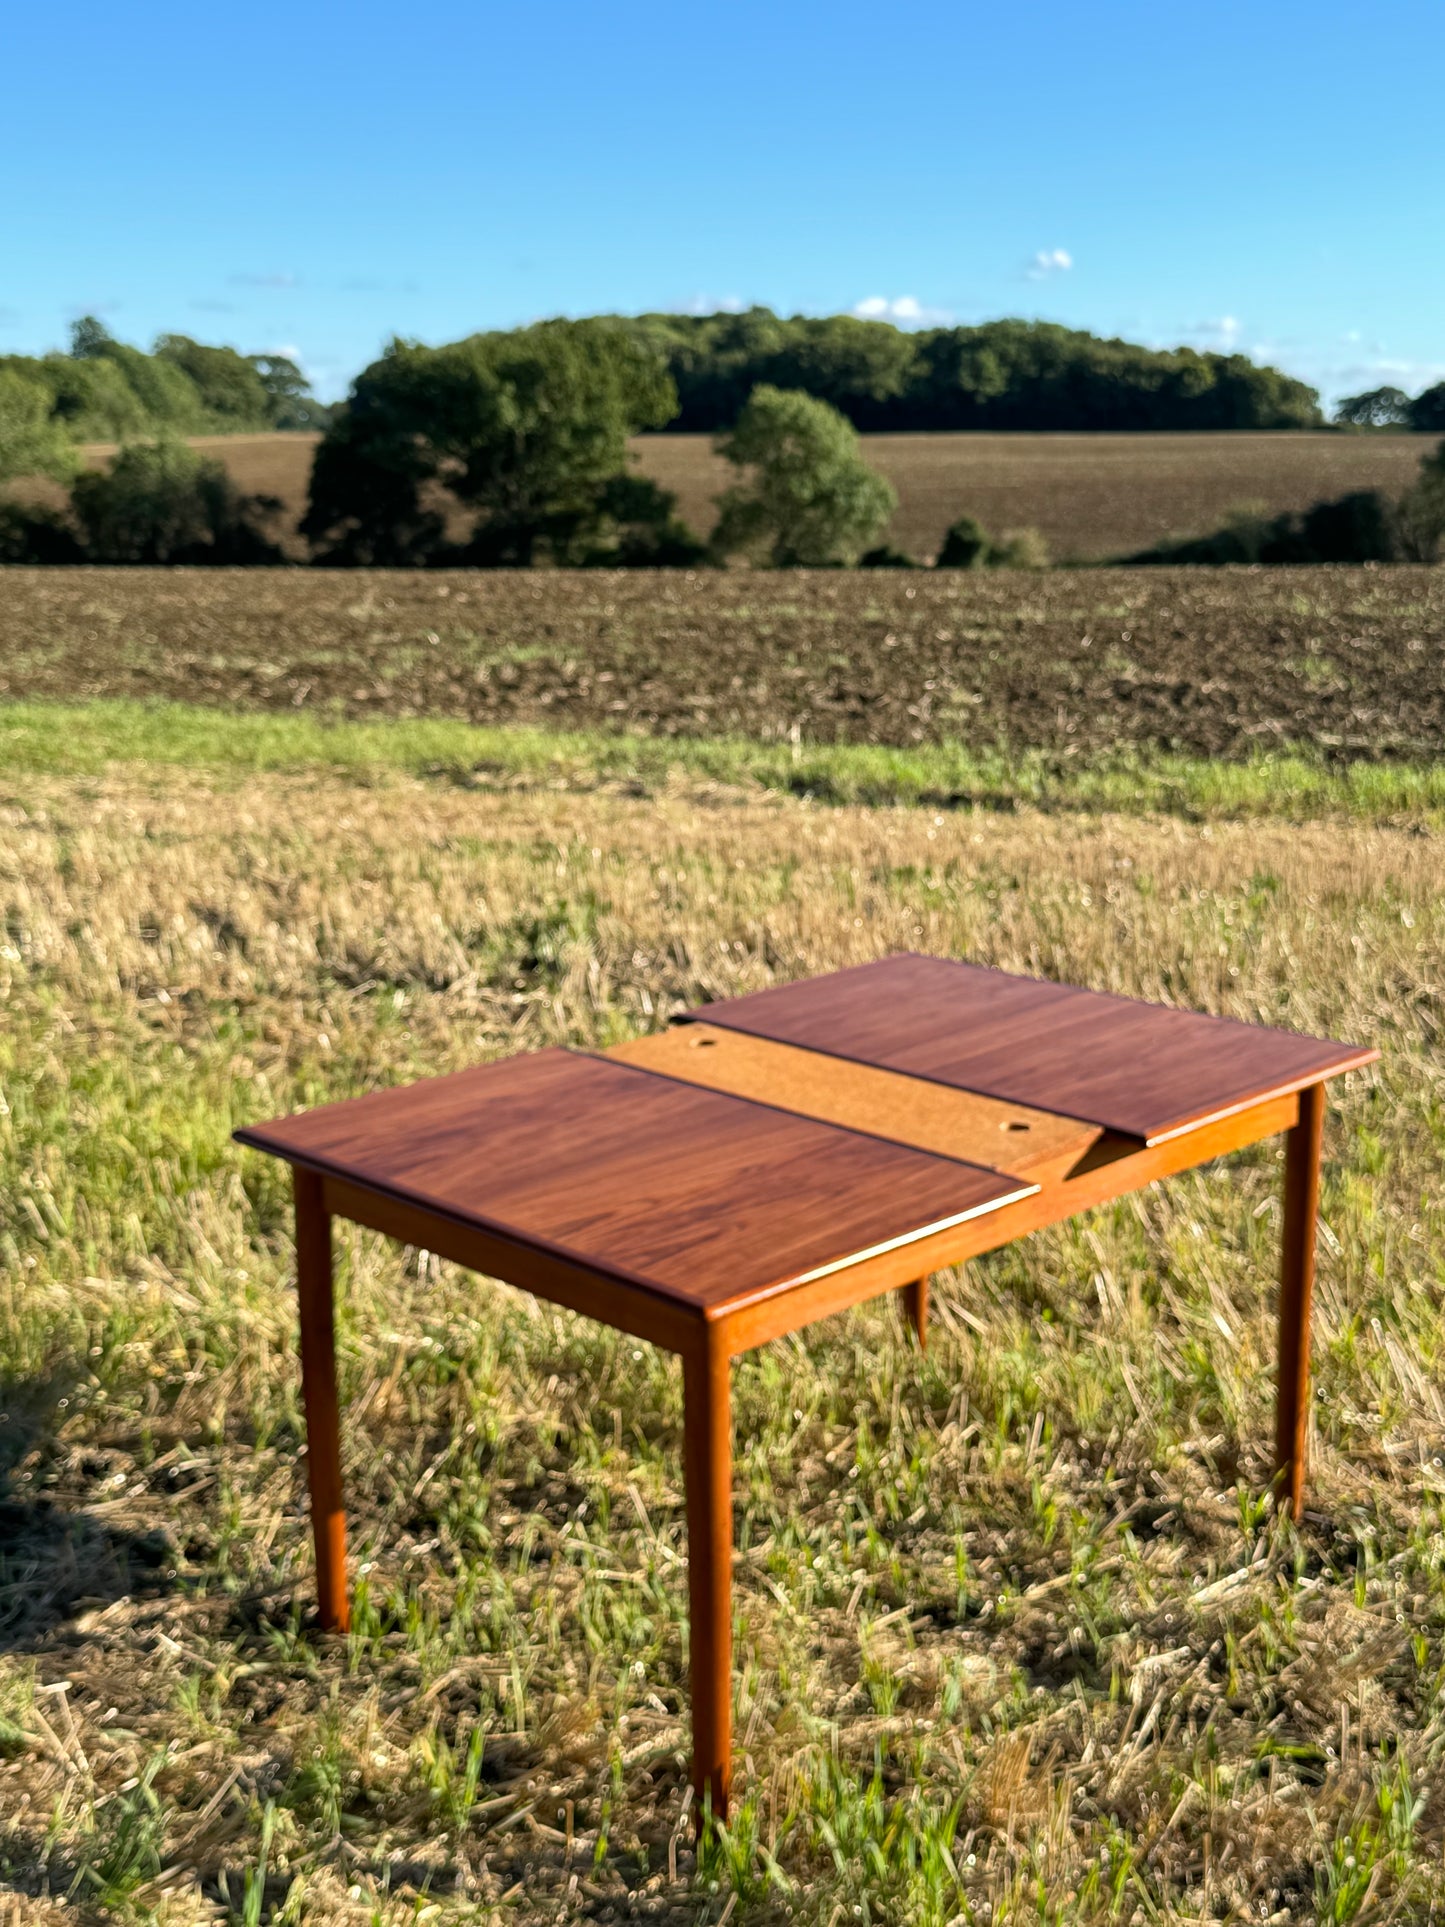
[4,0,1442,406]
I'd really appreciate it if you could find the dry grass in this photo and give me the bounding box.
[4,565,1445,762]
[3,746,1445,1925]
[36,431,1435,562]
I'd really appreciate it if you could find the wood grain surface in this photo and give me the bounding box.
[606,1023,1104,1183]
[688,953,1378,1144]
[714,1091,1301,1350]
[236,1048,1033,1315]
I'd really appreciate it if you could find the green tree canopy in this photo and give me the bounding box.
[1410,383,1445,433]
[622,310,1323,431]
[0,322,326,452]
[0,368,79,483]
[69,314,117,360]
[70,439,283,563]
[251,353,330,429]
[712,385,898,566]
[303,320,680,565]
[154,335,273,424]
[1397,439,1445,563]
[1334,386,1412,428]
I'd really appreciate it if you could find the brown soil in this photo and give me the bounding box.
[2,565,1442,761]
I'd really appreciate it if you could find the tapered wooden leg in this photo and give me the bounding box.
[899,1276,929,1351]
[1275,1083,1325,1521]
[682,1333,733,1823]
[295,1168,350,1632]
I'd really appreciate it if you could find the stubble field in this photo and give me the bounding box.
[2,747,1444,1926]
[52,431,1436,562]
[2,556,1445,1924]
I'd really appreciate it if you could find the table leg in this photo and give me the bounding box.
[899,1276,929,1350]
[1275,1082,1325,1520]
[295,1168,350,1632]
[682,1333,733,1823]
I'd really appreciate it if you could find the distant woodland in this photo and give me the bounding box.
[4,311,1442,569]
[0,315,329,453]
[9,308,1445,461]
[622,309,1325,431]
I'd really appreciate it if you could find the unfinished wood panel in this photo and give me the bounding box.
[605,1023,1104,1184]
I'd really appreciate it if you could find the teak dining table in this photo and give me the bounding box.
[234,953,1377,1819]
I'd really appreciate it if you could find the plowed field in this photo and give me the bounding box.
[3,565,1442,761]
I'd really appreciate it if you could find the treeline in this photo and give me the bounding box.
[618,310,1324,432]
[0,316,328,465]
[1335,383,1445,432]
[4,313,1442,569]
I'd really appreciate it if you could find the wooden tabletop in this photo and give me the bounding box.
[237,955,1376,1331]
[236,1047,1034,1318]
[686,953,1377,1145]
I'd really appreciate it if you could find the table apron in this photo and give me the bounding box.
[319,1174,709,1359]
[311,1088,1298,1363]
[713,1089,1301,1355]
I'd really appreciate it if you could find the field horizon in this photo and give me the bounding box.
[8,428,1432,563]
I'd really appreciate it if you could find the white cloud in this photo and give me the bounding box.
[851,294,952,326]
[674,293,746,316]
[1179,315,1243,352]
[1024,248,1073,280]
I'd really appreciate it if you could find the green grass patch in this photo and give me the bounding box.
[4,697,1444,820]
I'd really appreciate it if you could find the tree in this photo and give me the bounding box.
[69,314,117,359]
[712,386,897,566]
[0,501,84,562]
[1130,488,1405,565]
[624,308,1321,431]
[95,341,208,430]
[1397,440,1445,563]
[935,516,993,568]
[0,368,77,482]
[1334,386,1412,428]
[304,320,679,565]
[1293,490,1398,563]
[756,313,917,428]
[55,321,210,434]
[154,334,272,425]
[578,475,709,566]
[35,351,153,440]
[71,440,283,563]
[303,406,444,566]
[935,513,1049,569]
[1410,383,1445,433]
[627,308,794,430]
[250,353,330,430]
